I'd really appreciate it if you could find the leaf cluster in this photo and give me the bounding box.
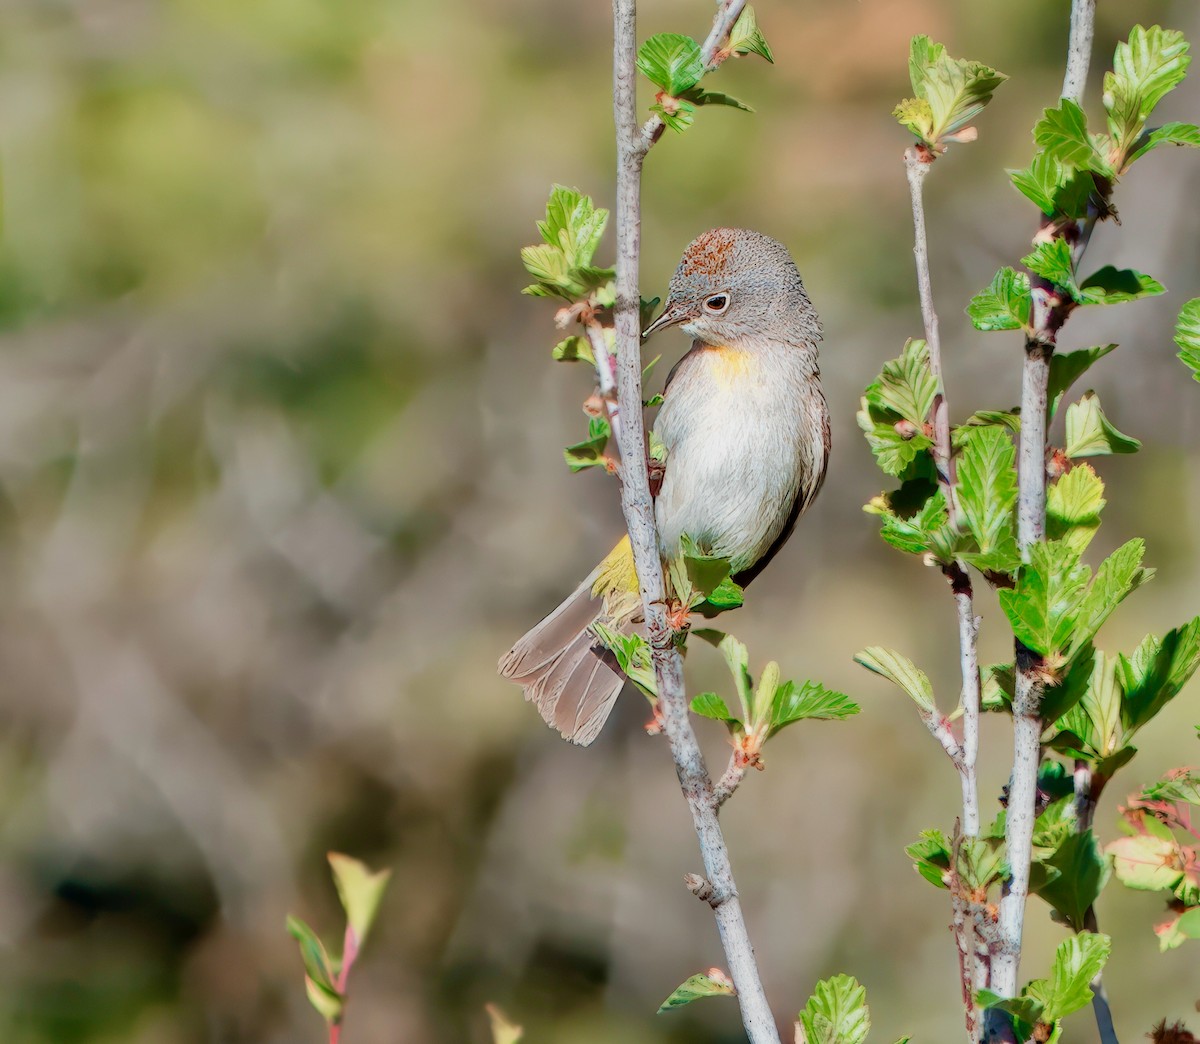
[520,186,615,301]
[893,36,1006,150]
[286,853,392,1029]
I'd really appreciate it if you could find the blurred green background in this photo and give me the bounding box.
[0,0,1198,1041]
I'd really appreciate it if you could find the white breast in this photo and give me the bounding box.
[652,342,825,575]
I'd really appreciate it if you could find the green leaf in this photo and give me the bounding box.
[328,853,391,945]
[767,679,859,737]
[878,489,952,557]
[1127,121,1200,165]
[657,971,735,1013]
[898,35,1006,146]
[857,399,934,477]
[1176,906,1200,938]
[967,268,1031,331]
[691,691,740,725]
[854,647,935,713]
[956,425,1019,571]
[552,336,594,364]
[1078,266,1165,305]
[998,540,1090,658]
[1034,99,1111,176]
[1035,932,1112,1022]
[1047,464,1105,554]
[1046,652,1123,764]
[957,837,1008,892]
[703,575,745,612]
[975,990,1044,1035]
[728,6,774,63]
[865,338,938,426]
[1008,152,1097,218]
[591,622,657,696]
[797,974,871,1044]
[1064,392,1141,457]
[1109,832,1184,891]
[637,33,704,95]
[1119,617,1200,734]
[563,415,611,471]
[1174,298,1200,382]
[650,98,696,134]
[537,185,609,267]
[693,629,753,721]
[680,88,754,112]
[287,915,344,1024]
[906,829,952,888]
[1070,538,1151,660]
[1142,770,1200,806]
[1031,830,1110,932]
[1022,239,1078,298]
[286,915,338,994]
[1047,345,1117,419]
[680,535,734,600]
[1105,26,1192,157]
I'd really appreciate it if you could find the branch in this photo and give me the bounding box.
[903,146,982,843]
[637,0,749,153]
[611,2,779,1041]
[583,317,623,452]
[993,0,1095,1005]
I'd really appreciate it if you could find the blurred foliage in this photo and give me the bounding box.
[0,0,1197,1042]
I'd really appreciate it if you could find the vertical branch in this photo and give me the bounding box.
[993,0,1095,1005]
[905,143,983,1039]
[611,2,779,1041]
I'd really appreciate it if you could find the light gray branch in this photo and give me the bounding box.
[637,0,749,152]
[1061,0,1096,104]
[611,1,779,1040]
[993,0,1095,1008]
[584,318,623,451]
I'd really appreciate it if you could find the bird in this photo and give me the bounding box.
[499,227,830,745]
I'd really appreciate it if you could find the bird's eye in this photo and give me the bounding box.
[703,292,730,314]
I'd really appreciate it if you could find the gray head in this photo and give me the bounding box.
[643,227,822,348]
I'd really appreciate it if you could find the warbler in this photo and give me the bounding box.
[499,227,829,744]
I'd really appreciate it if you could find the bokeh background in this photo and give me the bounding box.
[1,0,1198,1041]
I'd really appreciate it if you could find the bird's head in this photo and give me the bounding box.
[642,227,820,349]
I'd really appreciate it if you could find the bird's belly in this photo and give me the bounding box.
[654,359,806,573]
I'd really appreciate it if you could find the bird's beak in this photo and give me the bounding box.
[641,299,691,339]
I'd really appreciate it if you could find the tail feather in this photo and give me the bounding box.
[499,567,631,746]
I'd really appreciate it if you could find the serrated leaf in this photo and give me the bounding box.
[680,535,734,600]
[1078,266,1165,305]
[865,338,938,426]
[1034,99,1111,176]
[967,267,1031,331]
[854,647,935,713]
[691,691,740,725]
[328,853,391,945]
[1007,152,1097,218]
[877,488,950,556]
[1174,298,1200,382]
[1069,538,1150,662]
[1035,932,1111,1022]
[563,415,611,471]
[537,185,609,267]
[591,622,657,696]
[1105,26,1192,157]
[728,6,774,63]
[1064,392,1141,457]
[957,837,1008,892]
[766,680,858,737]
[893,98,934,142]
[657,971,735,1013]
[1022,239,1079,298]
[957,425,1019,570]
[906,829,951,888]
[637,33,704,95]
[1127,121,1200,165]
[1119,617,1200,734]
[693,629,753,720]
[651,98,696,134]
[1031,830,1110,932]
[901,35,1006,146]
[1109,833,1184,891]
[703,575,745,611]
[975,990,1044,1034]
[1142,770,1200,806]
[1047,345,1117,419]
[1047,464,1105,553]
[797,974,871,1044]
[998,540,1090,658]
[1048,652,1123,763]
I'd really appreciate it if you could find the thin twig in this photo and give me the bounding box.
[584,318,623,450]
[637,0,749,152]
[714,753,748,807]
[611,1,779,1041]
[904,145,984,1036]
[993,0,1095,1007]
